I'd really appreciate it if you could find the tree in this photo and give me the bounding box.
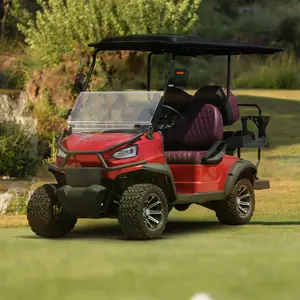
[0,0,39,39]
[1,0,12,39]
[19,0,201,67]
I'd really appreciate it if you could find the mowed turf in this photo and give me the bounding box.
[1,89,300,300]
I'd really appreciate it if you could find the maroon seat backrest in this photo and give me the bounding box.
[193,85,239,126]
[164,102,223,149]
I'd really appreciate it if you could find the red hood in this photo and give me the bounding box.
[62,133,136,152]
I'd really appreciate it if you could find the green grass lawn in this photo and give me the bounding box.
[1,211,300,300]
[1,89,300,300]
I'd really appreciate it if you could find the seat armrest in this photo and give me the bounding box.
[201,141,227,165]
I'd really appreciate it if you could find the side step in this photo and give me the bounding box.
[174,191,225,205]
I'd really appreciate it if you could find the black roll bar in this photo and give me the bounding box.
[227,55,231,100]
[82,49,100,91]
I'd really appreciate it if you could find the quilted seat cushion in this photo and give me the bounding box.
[165,151,207,164]
[163,103,223,149]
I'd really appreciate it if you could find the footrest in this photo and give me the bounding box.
[253,179,270,190]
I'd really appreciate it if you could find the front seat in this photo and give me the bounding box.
[163,102,223,164]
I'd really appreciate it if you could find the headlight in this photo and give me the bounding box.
[57,148,67,158]
[113,146,138,159]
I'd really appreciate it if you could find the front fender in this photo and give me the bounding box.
[142,164,177,201]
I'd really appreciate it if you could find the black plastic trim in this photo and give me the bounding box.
[46,160,147,172]
[201,141,227,165]
[57,184,107,217]
[238,104,262,115]
[142,163,177,200]
[174,191,225,205]
[253,179,270,190]
[224,160,257,197]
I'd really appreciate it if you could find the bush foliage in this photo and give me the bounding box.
[233,52,300,89]
[0,120,41,178]
[19,0,201,67]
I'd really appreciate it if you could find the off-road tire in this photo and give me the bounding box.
[27,184,77,238]
[117,184,168,240]
[216,178,255,225]
[174,204,190,211]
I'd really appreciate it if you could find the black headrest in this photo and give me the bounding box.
[194,85,239,126]
[163,87,194,112]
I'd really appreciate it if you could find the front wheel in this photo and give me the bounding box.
[216,178,255,225]
[117,184,168,240]
[27,184,77,238]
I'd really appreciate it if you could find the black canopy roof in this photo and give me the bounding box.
[89,34,283,56]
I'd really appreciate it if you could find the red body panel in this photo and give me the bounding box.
[57,132,239,194]
[169,155,239,194]
[57,132,166,180]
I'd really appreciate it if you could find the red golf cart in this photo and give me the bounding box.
[27,34,283,239]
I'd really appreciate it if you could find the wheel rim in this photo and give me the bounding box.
[236,185,252,216]
[143,193,164,231]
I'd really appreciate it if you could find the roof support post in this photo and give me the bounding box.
[147,52,153,91]
[226,54,231,100]
[164,53,176,92]
[151,55,176,132]
[83,50,99,91]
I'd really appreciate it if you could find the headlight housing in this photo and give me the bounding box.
[57,148,67,158]
[113,145,138,159]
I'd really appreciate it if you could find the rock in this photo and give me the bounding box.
[0,90,39,160]
[0,180,32,215]
[0,176,12,180]
[0,192,13,215]
[0,91,37,135]
[0,180,54,215]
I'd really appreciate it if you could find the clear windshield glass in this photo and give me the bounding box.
[68,91,163,133]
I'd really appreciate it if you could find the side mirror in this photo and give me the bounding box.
[73,72,85,92]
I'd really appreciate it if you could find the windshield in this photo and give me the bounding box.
[68,91,163,133]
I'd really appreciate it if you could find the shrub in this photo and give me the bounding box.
[233,52,300,89]
[0,120,41,178]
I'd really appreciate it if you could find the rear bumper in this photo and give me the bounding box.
[253,179,270,190]
[57,184,107,217]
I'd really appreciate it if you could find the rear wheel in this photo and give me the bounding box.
[117,184,168,240]
[27,184,77,238]
[216,178,255,225]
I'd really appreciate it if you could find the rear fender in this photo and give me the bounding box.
[224,160,257,198]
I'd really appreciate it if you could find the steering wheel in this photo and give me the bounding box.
[157,105,185,130]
